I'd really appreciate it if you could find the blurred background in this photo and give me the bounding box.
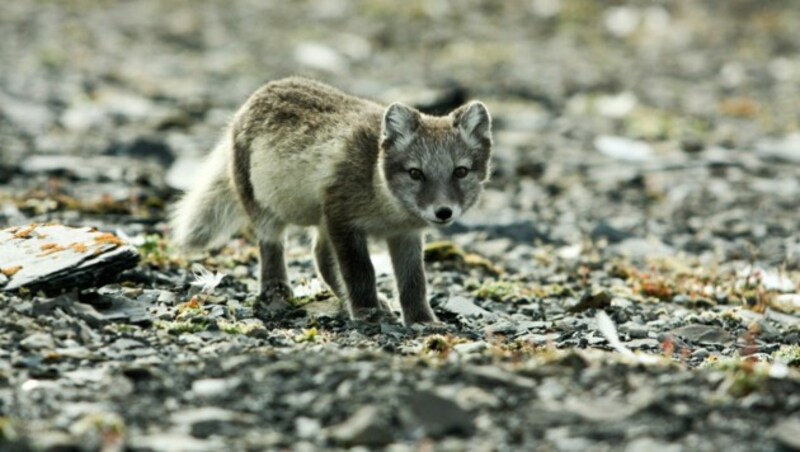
[1,0,799,265]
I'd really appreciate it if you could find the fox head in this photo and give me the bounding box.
[379,101,492,226]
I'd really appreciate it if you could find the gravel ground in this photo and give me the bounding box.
[1,1,800,451]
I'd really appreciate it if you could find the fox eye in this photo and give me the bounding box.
[453,166,469,179]
[408,168,425,181]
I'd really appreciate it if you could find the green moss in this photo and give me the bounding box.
[700,357,770,397]
[110,324,138,334]
[153,320,207,334]
[774,345,800,367]
[217,319,264,336]
[474,280,537,302]
[0,417,19,442]
[424,241,502,276]
[38,47,66,69]
[220,323,244,335]
[294,327,318,343]
[290,290,334,308]
[139,234,174,267]
[70,412,125,440]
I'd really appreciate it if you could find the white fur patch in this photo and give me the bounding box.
[249,134,340,227]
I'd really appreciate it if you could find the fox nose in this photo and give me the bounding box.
[435,207,453,221]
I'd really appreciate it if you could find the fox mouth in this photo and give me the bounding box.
[430,218,454,226]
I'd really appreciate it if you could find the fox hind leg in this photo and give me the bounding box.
[231,140,293,317]
[252,214,294,317]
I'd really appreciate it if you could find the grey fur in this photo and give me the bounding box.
[169,77,493,324]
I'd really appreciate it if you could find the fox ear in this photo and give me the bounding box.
[381,102,420,150]
[453,101,492,148]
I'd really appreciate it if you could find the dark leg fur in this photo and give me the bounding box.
[387,233,437,324]
[326,219,394,322]
[254,239,293,316]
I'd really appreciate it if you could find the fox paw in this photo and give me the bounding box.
[352,306,399,324]
[403,311,441,326]
[254,281,294,320]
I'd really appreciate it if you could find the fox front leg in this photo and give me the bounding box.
[326,220,396,322]
[387,232,438,324]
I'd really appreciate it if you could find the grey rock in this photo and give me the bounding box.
[207,305,226,320]
[20,332,55,350]
[106,137,174,166]
[294,417,321,440]
[545,427,593,452]
[564,396,639,422]
[765,308,800,328]
[329,405,394,447]
[609,237,674,261]
[31,294,73,316]
[625,338,660,349]
[63,367,108,384]
[440,296,495,319]
[20,154,162,183]
[111,338,146,350]
[157,290,177,304]
[595,135,653,162]
[170,407,255,439]
[626,325,649,339]
[453,341,488,355]
[756,134,800,164]
[0,224,139,295]
[403,391,475,438]
[0,93,55,134]
[625,437,684,452]
[568,290,612,313]
[669,324,732,344]
[29,430,80,451]
[129,431,223,452]
[293,42,347,74]
[465,365,537,389]
[192,378,240,398]
[70,302,107,328]
[592,221,635,244]
[771,416,800,449]
[87,293,152,326]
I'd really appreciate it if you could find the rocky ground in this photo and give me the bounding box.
[2,0,800,450]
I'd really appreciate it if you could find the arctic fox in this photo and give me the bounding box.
[170,77,493,324]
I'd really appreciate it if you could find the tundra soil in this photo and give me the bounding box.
[2,1,800,451]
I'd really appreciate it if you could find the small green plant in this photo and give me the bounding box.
[138,234,168,264]
[0,417,19,441]
[109,324,137,334]
[138,234,185,268]
[153,320,207,334]
[774,345,800,367]
[424,241,502,275]
[475,280,535,302]
[218,319,264,336]
[701,356,769,397]
[175,296,205,321]
[294,327,319,343]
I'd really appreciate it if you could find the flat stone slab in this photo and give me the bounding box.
[0,224,139,295]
